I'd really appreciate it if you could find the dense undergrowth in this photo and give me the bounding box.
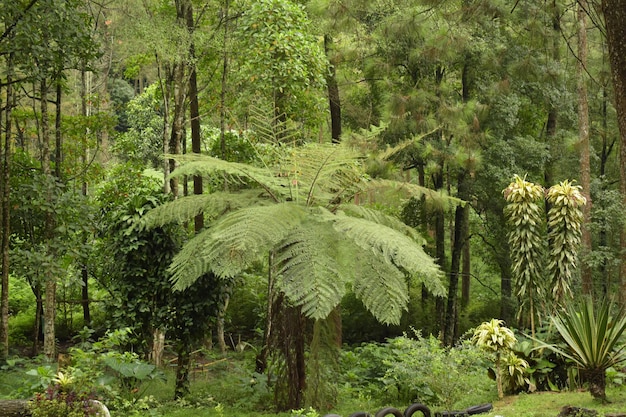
[2,331,626,417]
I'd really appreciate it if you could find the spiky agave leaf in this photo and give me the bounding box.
[275,220,351,320]
[170,203,307,289]
[549,298,626,371]
[141,190,268,229]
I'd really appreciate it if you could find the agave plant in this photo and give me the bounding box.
[546,298,626,402]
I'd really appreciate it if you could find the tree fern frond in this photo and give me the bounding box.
[275,222,350,320]
[331,214,444,293]
[170,203,308,289]
[365,178,463,210]
[165,154,288,202]
[338,204,426,245]
[249,105,299,144]
[142,190,268,229]
[351,251,409,325]
[284,143,365,206]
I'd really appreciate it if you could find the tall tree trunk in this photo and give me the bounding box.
[577,0,593,295]
[220,0,230,161]
[444,170,468,346]
[54,81,62,179]
[544,1,561,188]
[602,0,626,304]
[324,34,342,143]
[174,341,190,399]
[169,61,185,199]
[41,79,56,362]
[0,58,12,361]
[80,68,90,326]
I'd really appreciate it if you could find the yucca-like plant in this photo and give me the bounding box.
[546,298,626,402]
[545,180,586,304]
[503,175,545,336]
[472,318,519,399]
[144,142,446,325]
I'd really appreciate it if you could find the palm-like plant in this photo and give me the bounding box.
[144,142,446,325]
[546,298,626,402]
[473,319,519,399]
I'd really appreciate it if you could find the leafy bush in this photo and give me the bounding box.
[339,331,495,410]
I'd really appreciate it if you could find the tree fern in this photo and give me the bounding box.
[275,221,350,320]
[141,190,266,229]
[331,213,444,291]
[146,140,448,324]
[170,203,308,289]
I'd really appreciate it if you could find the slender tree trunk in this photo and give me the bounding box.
[174,342,190,399]
[80,68,90,326]
[54,81,62,179]
[324,34,342,143]
[577,0,593,295]
[220,0,230,161]
[444,170,468,346]
[256,251,275,373]
[461,206,471,308]
[41,79,56,362]
[602,0,626,304]
[169,61,185,198]
[0,59,12,362]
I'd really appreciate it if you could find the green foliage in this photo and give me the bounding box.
[234,0,327,122]
[145,143,445,325]
[339,333,494,410]
[503,175,546,328]
[545,180,586,302]
[473,319,527,398]
[542,298,626,401]
[113,83,163,163]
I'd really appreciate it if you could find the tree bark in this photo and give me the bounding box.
[0,56,12,362]
[444,170,469,346]
[41,79,56,362]
[80,68,90,327]
[602,0,626,304]
[0,399,30,417]
[324,34,342,143]
[577,0,593,295]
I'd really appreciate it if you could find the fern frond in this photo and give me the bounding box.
[284,143,365,206]
[338,204,426,245]
[249,105,299,144]
[170,203,307,289]
[331,214,444,293]
[351,251,409,325]
[364,178,463,210]
[275,221,350,320]
[377,126,441,161]
[142,190,267,229]
[165,154,288,202]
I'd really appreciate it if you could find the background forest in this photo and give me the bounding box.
[0,0,626,416]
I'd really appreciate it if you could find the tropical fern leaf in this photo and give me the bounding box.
[141,190,266,229]
[282,143,365,207]
[165,153,288,201]
[249,105,300,144]
[338,204,426,245]
[331,213,445,294]
[351,250,410,325]
[275,221,350,320]
[170,203,308,289]
[365,178,463,210]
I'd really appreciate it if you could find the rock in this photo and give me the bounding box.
[557,405,598,417]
